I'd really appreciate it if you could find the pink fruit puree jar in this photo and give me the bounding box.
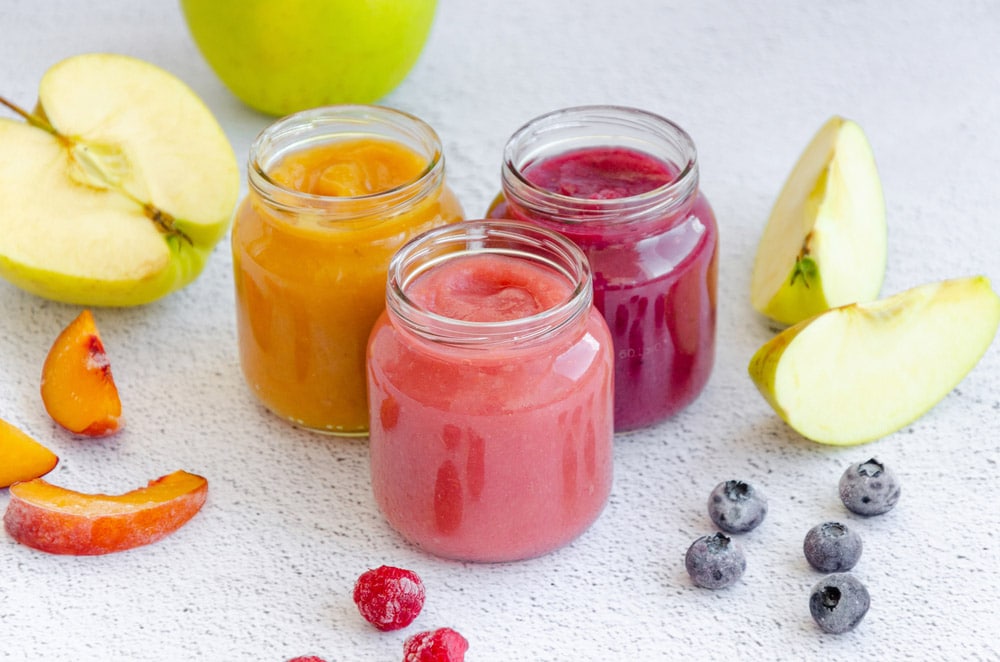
[488,105,719,431]
[366,220,614,562]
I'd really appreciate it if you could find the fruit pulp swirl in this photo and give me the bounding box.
[489,146,718,431]
[232,137,463,433]
[367,253,614,561]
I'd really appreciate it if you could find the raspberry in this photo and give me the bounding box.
[287,657,327,662]
[353,565,426,631]
[403,628,469,662]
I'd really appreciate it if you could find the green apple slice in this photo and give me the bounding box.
[751,116,887,326]
[0,53,239,306]
[749,276,1000,445]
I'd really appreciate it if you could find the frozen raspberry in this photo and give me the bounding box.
[287,657,327,662]
[403,628,469,662]
[353,565,426,631]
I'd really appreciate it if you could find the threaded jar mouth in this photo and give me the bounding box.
[386,220,594,348]
[501,105,699,225]
[247,104,445,218]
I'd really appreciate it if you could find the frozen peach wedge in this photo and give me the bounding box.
[0,418,59,488]
[41,309,123,436]
[3,470,208,555]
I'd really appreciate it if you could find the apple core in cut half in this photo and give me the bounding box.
[3,470,209,555]
[750,116,887,326]
[748,276,1000,445]
[0,53,239,306]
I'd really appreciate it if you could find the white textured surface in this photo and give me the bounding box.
[2,1,1000,660]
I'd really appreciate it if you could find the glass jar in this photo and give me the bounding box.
[366,220,614,562]
[488,105,718,432]
[232,105,463,435]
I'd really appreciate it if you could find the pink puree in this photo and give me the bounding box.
[495,147,718,430]
[405,254,570,321]
[367,253,613,562]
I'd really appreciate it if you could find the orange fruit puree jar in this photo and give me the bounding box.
[232,106,463,435]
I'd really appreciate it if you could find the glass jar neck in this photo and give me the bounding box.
[247,105,445,221]
[500,105,700,228]
[387,220,594,348]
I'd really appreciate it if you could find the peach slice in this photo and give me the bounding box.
[40,309,123,436]
[0,418,59,488]
[3,470,207,555]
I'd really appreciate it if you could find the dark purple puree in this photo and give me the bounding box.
[495,146,718,430]
[523,147,676,198]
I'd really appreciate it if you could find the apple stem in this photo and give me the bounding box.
[0,95,65,142]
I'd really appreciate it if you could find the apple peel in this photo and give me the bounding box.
[749,276,1000,445]
[3,470,208,555]
[180,0,438,116]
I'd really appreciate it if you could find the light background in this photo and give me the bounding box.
[1,1,999,660]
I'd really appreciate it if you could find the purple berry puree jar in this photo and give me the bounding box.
[487,105,718,431]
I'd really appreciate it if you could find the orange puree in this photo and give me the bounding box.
[232,137,463,434]
[269,139,427,197]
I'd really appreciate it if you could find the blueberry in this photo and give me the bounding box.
[707,480,768,533]
[809,573,870,634]
[839,458,900,516]
[803,522,863,572]
[685,532,746,589]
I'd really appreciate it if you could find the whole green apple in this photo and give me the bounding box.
[180,0,439,116]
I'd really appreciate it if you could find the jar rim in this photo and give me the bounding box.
[248,104,445,214]
[501,104,699,223]
[386,220,594,347]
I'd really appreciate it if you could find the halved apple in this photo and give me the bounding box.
[41,309,122,436]
[0,53,239,306]
[3,470,208,555]
[749,276,1000,445]
[751,116,887,326]
[0,418,59,488]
